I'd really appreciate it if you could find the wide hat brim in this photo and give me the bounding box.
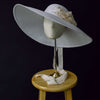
[13,4,92,48]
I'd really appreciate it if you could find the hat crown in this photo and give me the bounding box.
[44,4,77,26]
[45,4,68,16]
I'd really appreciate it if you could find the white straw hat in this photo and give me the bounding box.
[13,4,92,48]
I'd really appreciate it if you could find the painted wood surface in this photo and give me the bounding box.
[32,69,77,92]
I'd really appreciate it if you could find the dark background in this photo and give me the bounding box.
[0,0,100,100]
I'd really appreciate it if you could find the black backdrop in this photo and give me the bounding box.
[0,0,100,100]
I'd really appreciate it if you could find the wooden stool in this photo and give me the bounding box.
[31,69,77,100]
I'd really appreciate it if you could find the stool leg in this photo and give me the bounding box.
[39,90,46,100]
[64,89,72,100]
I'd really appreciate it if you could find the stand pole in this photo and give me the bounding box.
[54,39,57,70]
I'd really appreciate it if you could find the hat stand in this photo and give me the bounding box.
[31,31,78,100]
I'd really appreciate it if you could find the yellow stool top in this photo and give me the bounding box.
[32,69,77,92]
